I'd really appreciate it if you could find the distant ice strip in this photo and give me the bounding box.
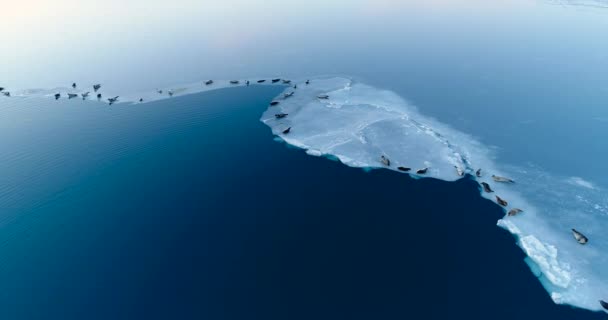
[261,77,608,312]
[5,78,286,105]
[547,0,608,8]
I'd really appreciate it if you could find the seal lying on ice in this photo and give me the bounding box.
[492,175,514,183]
[481,182,494,193]
[380,155,390,167]
[572,229,588,245]
[496,195,508,207]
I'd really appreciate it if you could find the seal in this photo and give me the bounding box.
[205,80,213,85]
[496,196,508,207]
[54,93,61,100]
[492,175,514,183]
[317,94,329,99]
[398,167,411,172]
[380,155,390,167]
[67,93,78,99]
[476,169,482,178]
[599,300,608,310]
[108,96,119,106]
[416,168,428,174]
[572,229,588,245]
[282,127,291,134]
[508,208,523,216]
[481,182,493,193]
[270,101,280,106]
[275,113,288,119]
[455,166,464,176]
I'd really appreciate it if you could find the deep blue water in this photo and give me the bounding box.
[0,87,604,319]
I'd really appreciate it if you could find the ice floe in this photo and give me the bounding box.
[261,77,608,312]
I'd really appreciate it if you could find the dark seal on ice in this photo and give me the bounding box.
[380,155,390,167]
[270,101,280,106]
[398,167,411,172]
[108,96,119,106]
[572,229,588,245]
[495,195,508,207]
[481,182,494,193]
[275,113,288,119]
[508,208,523,216]
[282,127,291,134]
[492,175,515,183]
[476,169,482,178]
[599,300,608,310]
[416,168,428,174]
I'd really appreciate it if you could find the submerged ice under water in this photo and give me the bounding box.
[261,77,608,312]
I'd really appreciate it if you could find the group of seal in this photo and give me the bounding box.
[3,77,302,106]
[378,155,428,175]
[267,79,308,136]
[478,168,594,276]
[478,170,518,214]
[49,83,124,105]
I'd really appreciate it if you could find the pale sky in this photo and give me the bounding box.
[0,0,581,91]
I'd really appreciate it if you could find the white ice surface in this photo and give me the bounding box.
[261,77,608,312]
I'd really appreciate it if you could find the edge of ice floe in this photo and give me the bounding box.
[260,76,608,313]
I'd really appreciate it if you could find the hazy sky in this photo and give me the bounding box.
[2,0,607,93]
[2,0,533,91]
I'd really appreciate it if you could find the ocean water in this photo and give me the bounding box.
[2,0,608,317]
[0,86,605,319]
